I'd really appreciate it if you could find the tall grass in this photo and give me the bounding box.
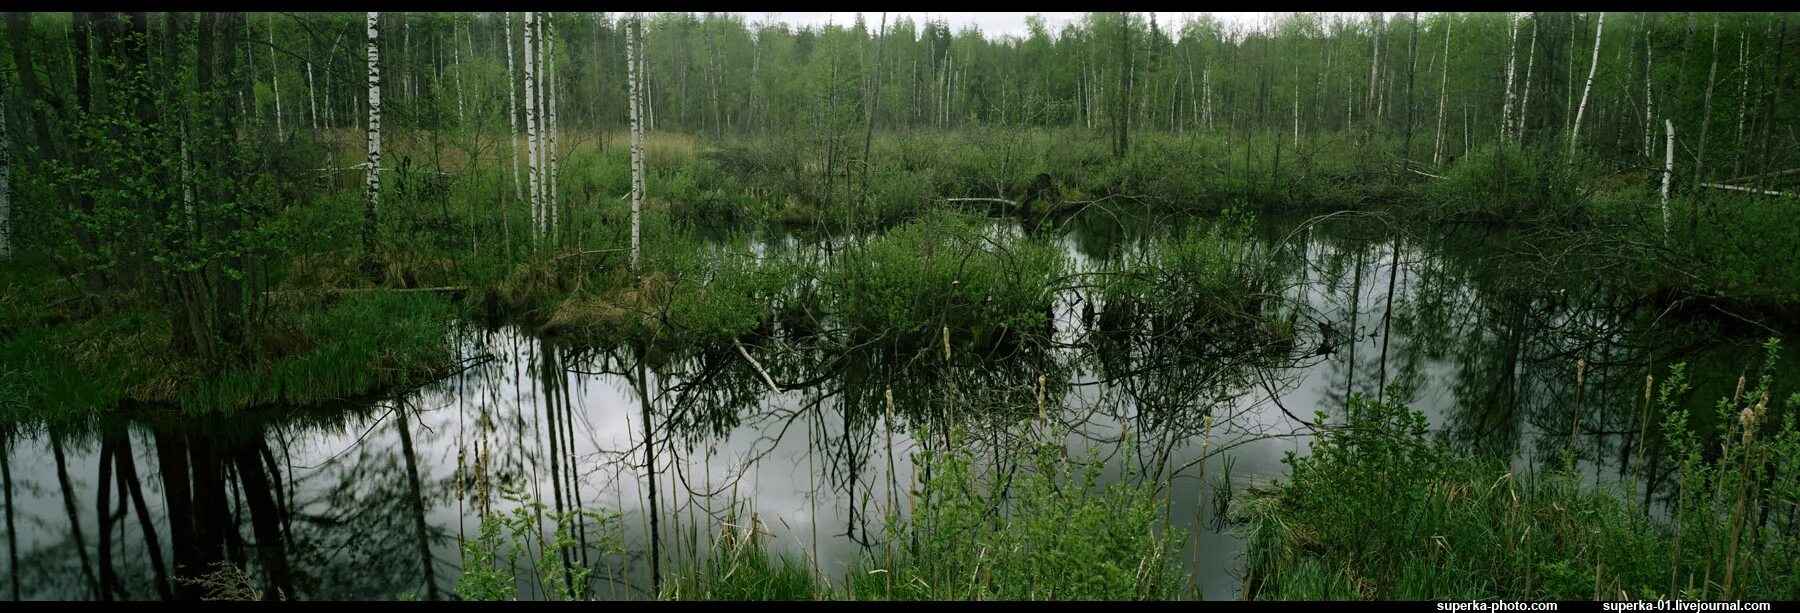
[661,425,1186,601]
[1236,340,1800,600]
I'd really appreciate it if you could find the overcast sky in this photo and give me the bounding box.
[733,12,1292,38]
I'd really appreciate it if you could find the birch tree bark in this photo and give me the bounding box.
[1662,119,1674,239]
[1434,17,1451,165]
[453,30,465,126]
[1402,12,1419,158]
[1517,16,1537,142]
[504,13,523,203]
[363,11,382,253]
[270,14,282,135]
[1501,13,1519,142]
[1571,12,1606,154]
[628,14,644,274]
[307,60,318,132]
[1367,13,1382,132]
[547,14,559,241]
[523,11,542,238]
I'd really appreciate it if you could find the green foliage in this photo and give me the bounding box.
[456,485,626,602]
[667,426,1186,601]
[1424,143,1581,222]
[1241,347,1800,600]
[837,210,1065,347]
[180,291,459,413]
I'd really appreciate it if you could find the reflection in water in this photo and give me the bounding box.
[0,213,1779,600]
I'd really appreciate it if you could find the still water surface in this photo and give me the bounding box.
[0,212,1767,600]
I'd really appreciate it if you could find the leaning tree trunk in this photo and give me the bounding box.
[628,15,644,274]
[364,11,381,254]
[1643,17,1656,160]
[1518,16,1538,142]
[1571,12,1606,154]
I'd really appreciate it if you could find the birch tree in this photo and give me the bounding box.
[307,59,318,132]
[546,14,559,240]
[504,13,522,202]
[269,14,282,135]
[1517,16,1537,142]
[1501,13,1519,141]
[628,14,644,274]
[524,11,542,238]
[1571,12,1605,154]
[1662,119,1674,239]
[1433,16,1451,165]
[364,11,382,253]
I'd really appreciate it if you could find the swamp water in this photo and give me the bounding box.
[0,212,1773,600]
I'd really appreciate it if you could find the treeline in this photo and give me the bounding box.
[0,11,1796,370]
[11,13,1794,159]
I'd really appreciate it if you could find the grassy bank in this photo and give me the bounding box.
[1233,342,1800,600]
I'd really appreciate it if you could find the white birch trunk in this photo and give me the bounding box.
[1518,18,1537,141]
[307,61,318,132]
[534,14,549,235]
[1202,67,1212,130]
[270,14,282,134]
[1571,12,1605,154]
[1501,13,1519,142]
[546,14,559,238]
[524,11,542,239]
[628,15,644,274]
[454,37,466,126]
[1433,17,1451,165]
[505,13,523,203]
[1661,119,1674,239]
[1293,75,1301,147]
[1367,13,1382,125]
[366,12,382,248]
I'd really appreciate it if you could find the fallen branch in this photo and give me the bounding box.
[1407,168,1448,179]
[263,286,467,298]
[733,338,780,394]
[1716,167,1800,185]
[945,197,1019,206]
[1700,182,1797,197]
[554,248,628,263]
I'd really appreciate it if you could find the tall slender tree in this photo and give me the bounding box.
[1571,12,1606,153]
[628,14,644,274]
[363,11,382,253]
